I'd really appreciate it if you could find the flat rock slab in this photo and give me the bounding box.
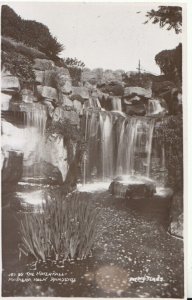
[109,175,156,199]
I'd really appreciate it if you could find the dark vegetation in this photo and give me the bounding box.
[154,116,183,190]
[1,5,63,59]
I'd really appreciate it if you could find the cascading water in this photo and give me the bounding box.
[146,98,166,116]
[116,117,155,177]
[111,97,122,111]
[100,112,114,180]
[22,103,47,180]
[84,110,156,184]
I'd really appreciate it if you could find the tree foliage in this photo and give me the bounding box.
[1,5,64,58]
[145,6,182,34]
[155,43,182,86]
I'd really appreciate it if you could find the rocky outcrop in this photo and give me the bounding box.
[109,175,156,199]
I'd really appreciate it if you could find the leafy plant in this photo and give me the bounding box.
[19,191,100,262]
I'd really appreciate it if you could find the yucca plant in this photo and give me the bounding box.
[19,191,99,262]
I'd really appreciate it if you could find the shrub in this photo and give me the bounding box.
[2,50,35,83]
[19,191,99,262]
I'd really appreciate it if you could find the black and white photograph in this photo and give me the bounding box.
[1,1,187,298]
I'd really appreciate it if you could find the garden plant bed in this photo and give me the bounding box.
[2,188,184,297]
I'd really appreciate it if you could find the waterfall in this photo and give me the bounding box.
[100,112,114,180]
[22,103,47,179]
[116,117,155,177]
[146,99,165,116]
[112,97,122,111]
[84,111,155,184]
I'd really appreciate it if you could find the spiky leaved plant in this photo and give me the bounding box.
[19,191,99,262]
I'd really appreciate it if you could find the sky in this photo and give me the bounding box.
[2,2,182,75]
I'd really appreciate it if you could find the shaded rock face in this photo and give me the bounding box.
[2,150,23,193]
[168,213,183,238]
[33,58,55,71]
[72,86,89,100]
[55,67,72,94]
[1,93,12,111]
[37,85,58,102]
[52,107,80,126]
[22,161,63,184]
[109,175,156,199]
[168,193,183,238]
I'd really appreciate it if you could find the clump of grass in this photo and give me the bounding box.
[19,191,99,262]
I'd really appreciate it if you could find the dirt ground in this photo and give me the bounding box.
[2,189,184,297]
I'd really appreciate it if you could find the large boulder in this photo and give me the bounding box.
[52,107,80,126]
[2,150,23,193]
[109,175,156,199]
[71,86,89,100]
[55,67,72,94]
[98,83,124,96]
[37,85,58,102]
[34,70,44,84]
[33,58,55,71]
[1,75,20,94]
[124,86,152,98]
[1,93,12,111]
